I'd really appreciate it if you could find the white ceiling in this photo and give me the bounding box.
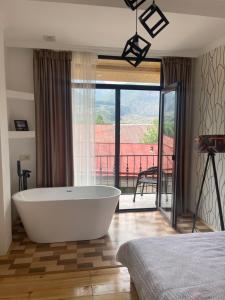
[1,0,225,57]
[36,0,225,18]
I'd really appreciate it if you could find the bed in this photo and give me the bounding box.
[117,231,225,300]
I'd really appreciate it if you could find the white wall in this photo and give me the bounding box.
[0,25,12,255]
[5,48,33,92]
[5,47,36,196]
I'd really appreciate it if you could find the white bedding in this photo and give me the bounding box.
[117,231,225,300]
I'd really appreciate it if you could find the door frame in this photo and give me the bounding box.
[95,85,162,213]
[96,56,162,212]
[157,82,181,227]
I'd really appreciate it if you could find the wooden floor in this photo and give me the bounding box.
[0,267,138,300]
[0,211,212,300]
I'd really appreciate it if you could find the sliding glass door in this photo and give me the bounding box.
[119,89,160,210]
[94,57,162,212]
[95,86,161,212]
[158,83,180,227]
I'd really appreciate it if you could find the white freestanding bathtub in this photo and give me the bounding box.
[12,186,121,243]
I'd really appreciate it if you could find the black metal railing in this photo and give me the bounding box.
[96,154,172,193]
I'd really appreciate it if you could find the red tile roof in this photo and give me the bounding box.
[95,125,173,176]
[96,124,150,144]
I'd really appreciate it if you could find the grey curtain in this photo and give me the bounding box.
[33,49,74,187]
[162,57,193,214]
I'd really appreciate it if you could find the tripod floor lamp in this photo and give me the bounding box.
[192,135,225,233]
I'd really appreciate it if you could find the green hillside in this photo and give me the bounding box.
[96,89,160,124]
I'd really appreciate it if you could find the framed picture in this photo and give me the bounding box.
[14,120,29,131]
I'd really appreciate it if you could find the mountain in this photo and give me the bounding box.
[96,89,160,124]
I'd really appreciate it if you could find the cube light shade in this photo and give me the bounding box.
[139,3,169,38]
[124,0,146,11]
[122,33,151,68]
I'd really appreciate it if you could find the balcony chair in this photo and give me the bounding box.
[133,166,158,202]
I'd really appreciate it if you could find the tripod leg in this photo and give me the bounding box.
[192,153,210,233]
[211,154,225,231]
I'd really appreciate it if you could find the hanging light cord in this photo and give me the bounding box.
[136,8,138,34]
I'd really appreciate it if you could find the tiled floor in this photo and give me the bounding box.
[119,193,172,210]
[0,211,212,300]
[0,211,212,279]
[119,194,156,210]
[0,212,175,277]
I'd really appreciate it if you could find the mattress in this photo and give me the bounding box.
[117,231,225,300]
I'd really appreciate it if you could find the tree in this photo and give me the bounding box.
[141,119,159,144]
[141,118,175,145]
[164,118,174,137]
[96,114,105,124]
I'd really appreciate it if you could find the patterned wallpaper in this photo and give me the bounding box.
[192,46,225,230]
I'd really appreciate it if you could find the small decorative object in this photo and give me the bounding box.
[14,120,29,131]
[122,8,151,67]
[192,135,225,233]
[124,0,146,11]
[139,0,169,38]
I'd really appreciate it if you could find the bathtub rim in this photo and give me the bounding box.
[12,185,121,203]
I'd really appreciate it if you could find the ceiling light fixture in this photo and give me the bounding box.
[124,0,146,11]
[139,0,169,38]
[122,8,151,67]
[122,0,168,67]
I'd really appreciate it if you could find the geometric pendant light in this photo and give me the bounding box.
[122,8,151,67]
[124,0,146,11]
[139,0,169,38]
[122,33,151,67]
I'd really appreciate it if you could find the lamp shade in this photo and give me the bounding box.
[124,0,146,11]
[195,135,225,153]
[122,33,151,67]
[139,3,169,38]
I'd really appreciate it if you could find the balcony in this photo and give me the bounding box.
[96,154,173,210]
